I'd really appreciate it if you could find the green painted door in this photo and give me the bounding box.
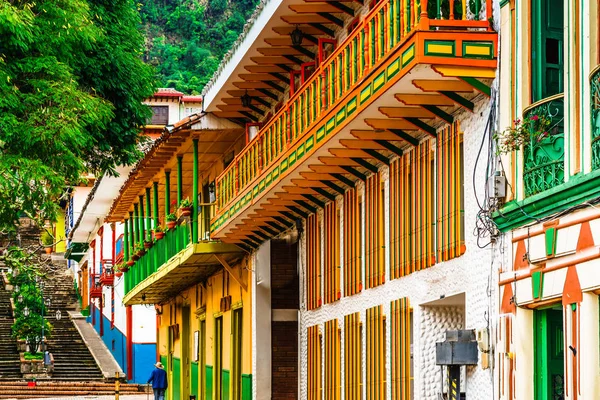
[532,0,564,101]
[182,306,191,400]
[534,308,565,400]
[215,317,223,400]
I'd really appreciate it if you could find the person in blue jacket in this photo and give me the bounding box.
[147,361,168,400]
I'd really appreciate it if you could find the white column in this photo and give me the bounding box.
[579,293,600,396]
[252,240,271,400]
[514,307,534,399]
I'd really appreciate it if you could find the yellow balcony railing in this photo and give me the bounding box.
[214,0,493,224]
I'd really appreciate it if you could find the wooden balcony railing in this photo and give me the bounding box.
[215,0,492,220]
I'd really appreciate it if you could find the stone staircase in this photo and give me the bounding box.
[0,381,146,398]
[0,284,22,380]
[41,268,105,381]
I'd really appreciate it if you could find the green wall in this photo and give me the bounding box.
[191,361,199,397]
[206,365,213,400]
[172,358,181,400]
[242,374,252,400]
[222,370,230,400]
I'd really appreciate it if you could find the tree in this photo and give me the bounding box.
[0,0,156,230]
[4,247,53,354]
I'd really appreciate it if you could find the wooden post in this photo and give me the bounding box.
[177,155,183,206]
[192,138,199,243]
[165,170,171,217]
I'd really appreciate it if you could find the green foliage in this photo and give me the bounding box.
[139,0,259,94]
[0,0,156,229]
[40,231,54,247]
[23,352,44,360]
[3,247,53,353]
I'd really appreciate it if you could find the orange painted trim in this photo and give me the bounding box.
[498,247,600,286]
[511,211,600,242]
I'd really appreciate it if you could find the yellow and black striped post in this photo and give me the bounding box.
[115,371,120,400]
[447,366,460,400]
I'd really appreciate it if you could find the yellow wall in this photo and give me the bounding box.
[157,258,253,398]
[55,210,67,253]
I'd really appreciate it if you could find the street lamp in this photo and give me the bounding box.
[17,294,23,303]
[23,306,29,317]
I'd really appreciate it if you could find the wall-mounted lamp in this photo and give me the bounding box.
[241,90,252,108]
[155,304,163,315]
[290,25,304,46]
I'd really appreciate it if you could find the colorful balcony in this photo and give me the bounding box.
[591,66,600,170]
[211,0,497,244]
[123,217,244,306]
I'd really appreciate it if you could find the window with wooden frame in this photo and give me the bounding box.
[365,172,385,289]
[436,122,465,262]
[324,202,341,304]
[390,140,435,279]
[149,105,169,125]
[531,0,564,101]
[344,312,362,400]
[391,298,412,400]
[366,305,386,400]
[324,319,341,400]
[306,213,321,310]
[344,188,362,296]
[308,325,322,400]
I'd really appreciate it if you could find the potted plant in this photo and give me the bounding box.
[144,238,153,249]
[494,114,551,154]
[41,233,53,255]
[126,259,135,268]
[179,198,193,217]
[135,242,146,257]
[154,225,166,240]
[114,263,124,278]
[166,213,177,229]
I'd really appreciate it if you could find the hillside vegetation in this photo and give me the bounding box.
[140,0,260,94]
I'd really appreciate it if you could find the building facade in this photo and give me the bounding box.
[64,91,203,383]
[494,1,600,399]
[201,0,499,399]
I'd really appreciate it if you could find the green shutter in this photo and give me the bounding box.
[532,0,564,101]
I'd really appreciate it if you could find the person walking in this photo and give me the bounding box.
[147,361,168,400]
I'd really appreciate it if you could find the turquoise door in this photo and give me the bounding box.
[534,308,564,400]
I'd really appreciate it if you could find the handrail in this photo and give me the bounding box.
[215,0,493,216]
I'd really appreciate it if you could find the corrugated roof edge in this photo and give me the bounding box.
[105,112,207,222]
[201,0,270,97]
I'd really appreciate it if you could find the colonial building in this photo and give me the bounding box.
[104,112,250,399]
[200,0,498,399]
[494,1,600,398]
[64,89,203,383]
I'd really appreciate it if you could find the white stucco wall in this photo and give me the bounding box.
[297,98,498,400]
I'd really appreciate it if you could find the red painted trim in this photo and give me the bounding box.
[100,298,104,337]
[126,306,133,381]
[112,224,116,264]
[156,315,160,362]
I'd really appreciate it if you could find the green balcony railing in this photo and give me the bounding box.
[124,204,217,296]
[125,222,190,295]
[523,94,565,197]
[591,66,600,170]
